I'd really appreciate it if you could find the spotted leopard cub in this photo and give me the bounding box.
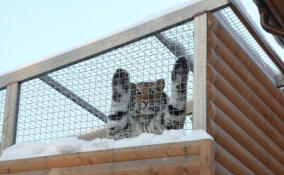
[107,57,190,140]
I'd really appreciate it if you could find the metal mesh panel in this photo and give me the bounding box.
[17,20,194,143]
[215,7,281,79]
[0,89,6,143]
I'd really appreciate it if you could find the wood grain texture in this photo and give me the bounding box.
[193,13,208,130]
[0,0,229,89]
[214,143,254,175]
[208,13,284,112]
[207,84,284,165]
[186,100,193,115]
[0,156,200,175]
[206,12,284,175]
[0,82,19,153]
[208,103,283,174]
[215,162,233,175]
[208,120,276,174]
[200,140,214,175]
[207,48,284,140]
[0,140,202,174]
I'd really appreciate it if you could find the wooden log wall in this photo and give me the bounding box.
[207,13,284,175]
[0,140,213,175]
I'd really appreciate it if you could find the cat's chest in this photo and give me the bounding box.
[135,112,163,133]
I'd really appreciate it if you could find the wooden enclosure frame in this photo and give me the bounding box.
[1,0,284,174]
[0,0,230,152]
[0,140,213,175]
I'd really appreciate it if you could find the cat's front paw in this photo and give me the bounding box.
[172,57,189,81]
[112,68,130,87]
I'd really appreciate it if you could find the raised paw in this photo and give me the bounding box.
[172,57,189,81]
[112,69,130,86]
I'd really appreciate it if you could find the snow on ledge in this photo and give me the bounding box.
[0,129,212,161]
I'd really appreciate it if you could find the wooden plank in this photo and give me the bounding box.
[214,143,254,175]
[186,100,193,115]
[0,140,201,174]
[208,120,275,174]
[215,162,233,175]
[0,82,19,153]
[200,140,214,175]
[193,13,207,130]
[0,0,229,89]
[1,156,200,175]
[208,105,284,174]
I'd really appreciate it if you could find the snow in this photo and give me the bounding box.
[0,129,212,161]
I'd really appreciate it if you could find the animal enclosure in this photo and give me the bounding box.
[0,0,283,174]
[15,20,194,143]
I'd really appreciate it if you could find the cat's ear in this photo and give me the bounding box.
[156,79,165,90]
[130,83,136,96]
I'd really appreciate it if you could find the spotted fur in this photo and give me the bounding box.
[107,57,190,140]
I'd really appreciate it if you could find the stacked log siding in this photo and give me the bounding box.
[207,13,284,175]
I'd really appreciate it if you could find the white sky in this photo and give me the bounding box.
[0,0,283,75]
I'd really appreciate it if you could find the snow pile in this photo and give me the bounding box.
[0,129,212,161]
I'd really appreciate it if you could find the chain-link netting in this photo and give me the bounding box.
[215,7,281,81]
[16,20,194,143]
[0,89,6,143]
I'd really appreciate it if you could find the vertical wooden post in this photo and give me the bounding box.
[193,13,208,130]
[200,139,214,175]
[1,82,20,152]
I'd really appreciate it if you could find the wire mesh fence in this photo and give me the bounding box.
[0,89,6,143]
[215,7,281,81]
[16,20,194,143]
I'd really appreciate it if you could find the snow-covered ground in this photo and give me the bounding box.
[0,129,212,161]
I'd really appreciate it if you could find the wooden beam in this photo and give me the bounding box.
[0,82,20,153]
[186,100,193,115]
[200,139,214,175]
[4,156,200,175]
[0,140,201,174]
[0,0,229,89]
[193,13,208,130]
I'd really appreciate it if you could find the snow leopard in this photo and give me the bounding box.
[107,56,190,140]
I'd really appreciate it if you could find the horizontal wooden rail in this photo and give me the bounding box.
[0,140,204,174]
[0,0,229,89]
[4,156,200,175]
